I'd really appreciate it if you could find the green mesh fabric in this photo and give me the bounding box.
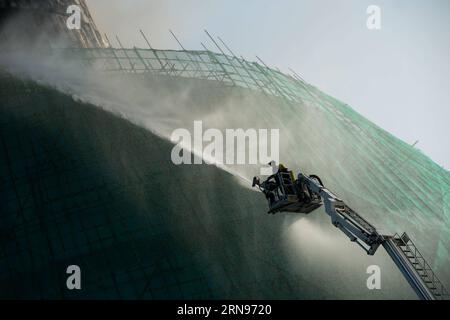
[0,46,448,298]
[68,46,449,286]
[67,46,449,231]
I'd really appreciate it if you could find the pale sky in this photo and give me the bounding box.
[86,0,450,169]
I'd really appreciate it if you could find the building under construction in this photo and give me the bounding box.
[0,1,449,299]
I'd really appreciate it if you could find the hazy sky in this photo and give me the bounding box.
[86,0,450,169]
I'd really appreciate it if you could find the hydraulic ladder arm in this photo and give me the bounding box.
[296,173,449,300]
[297,173,383,255]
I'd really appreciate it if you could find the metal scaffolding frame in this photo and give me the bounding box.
[59,40,450,191]
[62,45,316,105]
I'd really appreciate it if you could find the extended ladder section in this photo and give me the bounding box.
[297,173,449,300]
[383,233,449,300]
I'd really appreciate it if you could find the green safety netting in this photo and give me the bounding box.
[0,46,448,299]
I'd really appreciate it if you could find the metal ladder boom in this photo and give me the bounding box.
[298,173,382,255]
[383,233,449,300]
[297,173,449,300]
